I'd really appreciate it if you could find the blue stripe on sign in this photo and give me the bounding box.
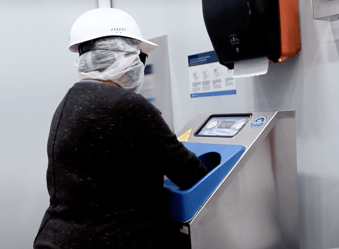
[190,90,236,98]
[188,51,219,67]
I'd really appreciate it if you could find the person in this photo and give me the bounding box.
[33,8,207,249]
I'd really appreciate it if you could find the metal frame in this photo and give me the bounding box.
[176,111,299,249]
[313,0,339,21]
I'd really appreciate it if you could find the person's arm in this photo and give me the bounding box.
[119,92,207,190]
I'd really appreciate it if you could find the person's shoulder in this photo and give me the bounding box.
[119,90,148,106]
[118,90,162,115]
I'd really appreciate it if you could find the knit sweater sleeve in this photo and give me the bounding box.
[118,92,207,190]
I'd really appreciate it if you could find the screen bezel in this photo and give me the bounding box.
[194,113,252,138]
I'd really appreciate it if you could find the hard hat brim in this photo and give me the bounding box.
[69,35,158,54]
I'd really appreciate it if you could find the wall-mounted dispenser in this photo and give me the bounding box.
[202,0,301,73]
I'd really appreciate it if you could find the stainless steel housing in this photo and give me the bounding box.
[176,111,299,249]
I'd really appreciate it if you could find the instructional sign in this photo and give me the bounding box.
[188,51,236,98]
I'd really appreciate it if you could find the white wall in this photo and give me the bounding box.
[114,0,339,248]
[113,0,256,133]
[1,0,339,248]
[0,1,96,248]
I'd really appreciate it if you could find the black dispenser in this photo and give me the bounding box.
[202,0,300,70]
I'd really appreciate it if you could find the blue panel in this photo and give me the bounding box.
[190,90,236,98]
[164,143,245,222]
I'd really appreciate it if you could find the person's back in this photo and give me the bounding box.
[33,82,207,249]
[33,8,207,249]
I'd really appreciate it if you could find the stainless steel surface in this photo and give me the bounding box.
[313,0,339,21]
[177,111,277,148]
[177,111,299,249]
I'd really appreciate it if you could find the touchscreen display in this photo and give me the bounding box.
[197,115,250,137]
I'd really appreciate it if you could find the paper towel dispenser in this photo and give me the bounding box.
[202,0,301,70]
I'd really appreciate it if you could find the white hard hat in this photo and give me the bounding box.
[69,8,158,54]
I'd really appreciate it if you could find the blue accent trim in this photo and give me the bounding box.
[164,143,245,222]
[188,51,219,67]
[147,98,155,103]
[190,90,236,98]
[78,81,102,85]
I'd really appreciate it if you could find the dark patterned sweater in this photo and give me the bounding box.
[33,82,207,249]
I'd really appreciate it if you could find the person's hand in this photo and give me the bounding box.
[164,175,168,180]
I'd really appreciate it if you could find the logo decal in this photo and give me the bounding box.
[251,116,266,129]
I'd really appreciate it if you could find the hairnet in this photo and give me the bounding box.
[76,37,145,93]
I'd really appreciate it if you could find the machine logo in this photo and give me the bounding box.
[230,34,240,46]
[251,116,266,129]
